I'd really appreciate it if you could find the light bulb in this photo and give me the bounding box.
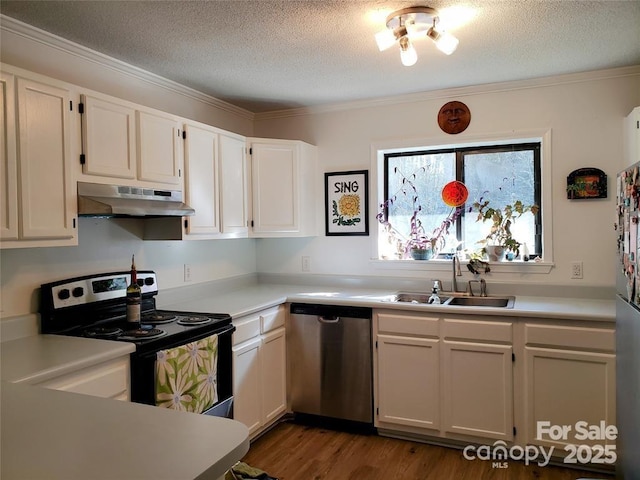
[427,27,459,55]
[375,29,396,51]
[399,37,417,66]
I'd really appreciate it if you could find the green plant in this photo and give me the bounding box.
[471,199,539,257]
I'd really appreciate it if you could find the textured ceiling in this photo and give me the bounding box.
[1,0,639,113]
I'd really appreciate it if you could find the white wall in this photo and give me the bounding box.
[254,69,640,288]
[0,219,257,318]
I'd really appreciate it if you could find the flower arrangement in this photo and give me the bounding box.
[471,199,539,258]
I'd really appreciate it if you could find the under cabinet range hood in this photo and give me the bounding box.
[77,182,195,217]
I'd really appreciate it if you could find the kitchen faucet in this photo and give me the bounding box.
[452,255,464,293]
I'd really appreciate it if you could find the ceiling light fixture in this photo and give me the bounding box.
[375,6,459,66]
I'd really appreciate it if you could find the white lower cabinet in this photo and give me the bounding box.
[376,312,440,432]
[375,311,513,443]
[442,318,514,441]
[36,356,130,401]
[232,305,287,438]
[523,322,616,453]
[374,309,616,470]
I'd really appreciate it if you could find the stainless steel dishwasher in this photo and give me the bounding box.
[289,303,373,425]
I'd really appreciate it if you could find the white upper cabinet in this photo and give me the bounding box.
[1,65,77,248]
[79,90,182,188]
[624,106,640,167]
[81,93,136,179]
[136,109,181,185]
[0,71,18,240]
[248,138,317,237]
[179,120,248,240]
[219,133,248,236]
[183,121,221,236]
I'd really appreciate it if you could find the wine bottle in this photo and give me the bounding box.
[126,255,142,325]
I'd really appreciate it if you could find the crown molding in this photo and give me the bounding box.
[0,15,255,121]
[256,65,640,120]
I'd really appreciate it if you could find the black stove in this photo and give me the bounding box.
[39,271,235,416]
[39,271,233,354]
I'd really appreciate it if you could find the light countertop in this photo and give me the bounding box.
[1,334,249,480]
[1,334,135,384]
[1,381,249,480]
[159,283,615,323]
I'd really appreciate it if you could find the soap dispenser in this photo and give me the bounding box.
[428,281,441,305]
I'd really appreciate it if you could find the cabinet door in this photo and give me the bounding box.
[261,327,286,424]
[137,109,181,185]
[81,93,136,179]
[219,134,248,235]
[183,123,220,235]
[377,334,440,430]
[0,71,18,240]
[232,337,262,435]
[37,357,130,400]
[624,106,640,167]
[16,77,74,240]
[524,346,616,449]
[442,341,513,441]
[250,141,299,233]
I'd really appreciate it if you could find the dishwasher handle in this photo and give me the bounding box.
[290,303,372,319]
[318,315,340,324]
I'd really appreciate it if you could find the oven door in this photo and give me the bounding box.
[130,324,234,417]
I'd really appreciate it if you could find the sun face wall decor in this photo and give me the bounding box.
[438,101,471,134]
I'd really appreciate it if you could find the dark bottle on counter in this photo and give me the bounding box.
[126,255,141,325]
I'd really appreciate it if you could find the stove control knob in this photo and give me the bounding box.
[136,279,144,287]
[144,277,154,286]
[72,287,84,298]
[58,288,70,300]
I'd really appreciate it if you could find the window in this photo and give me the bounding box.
[379,142,541,260]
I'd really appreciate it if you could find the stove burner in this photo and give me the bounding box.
[140,312,177,325]
[120,327,167,341]
[84,326,123,339]
[177,315,212,326]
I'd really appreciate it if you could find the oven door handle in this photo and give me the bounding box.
[136,323,235,359]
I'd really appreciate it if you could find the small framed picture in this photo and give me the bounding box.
[325,170,369,236]
[567,167,607,199]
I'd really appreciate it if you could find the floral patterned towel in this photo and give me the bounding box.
[155,334,218,413]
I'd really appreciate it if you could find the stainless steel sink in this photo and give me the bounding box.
[392,291,514,308]
[445,295,515,308]
[393,292,450,304]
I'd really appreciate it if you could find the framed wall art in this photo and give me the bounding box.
[325,170,369,236]
[567,167,607,199]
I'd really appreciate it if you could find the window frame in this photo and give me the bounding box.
[370,130,554,274]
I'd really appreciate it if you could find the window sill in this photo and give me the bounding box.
[370,258,554,274]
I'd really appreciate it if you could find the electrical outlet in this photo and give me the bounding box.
[571,261,583,279]
[184,264,192,282]
[302,256,311,272]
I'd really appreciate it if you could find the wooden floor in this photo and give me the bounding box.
[241,421,615,480]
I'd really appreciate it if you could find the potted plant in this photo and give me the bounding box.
[471,199,539,260]
[377,170,463,260]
